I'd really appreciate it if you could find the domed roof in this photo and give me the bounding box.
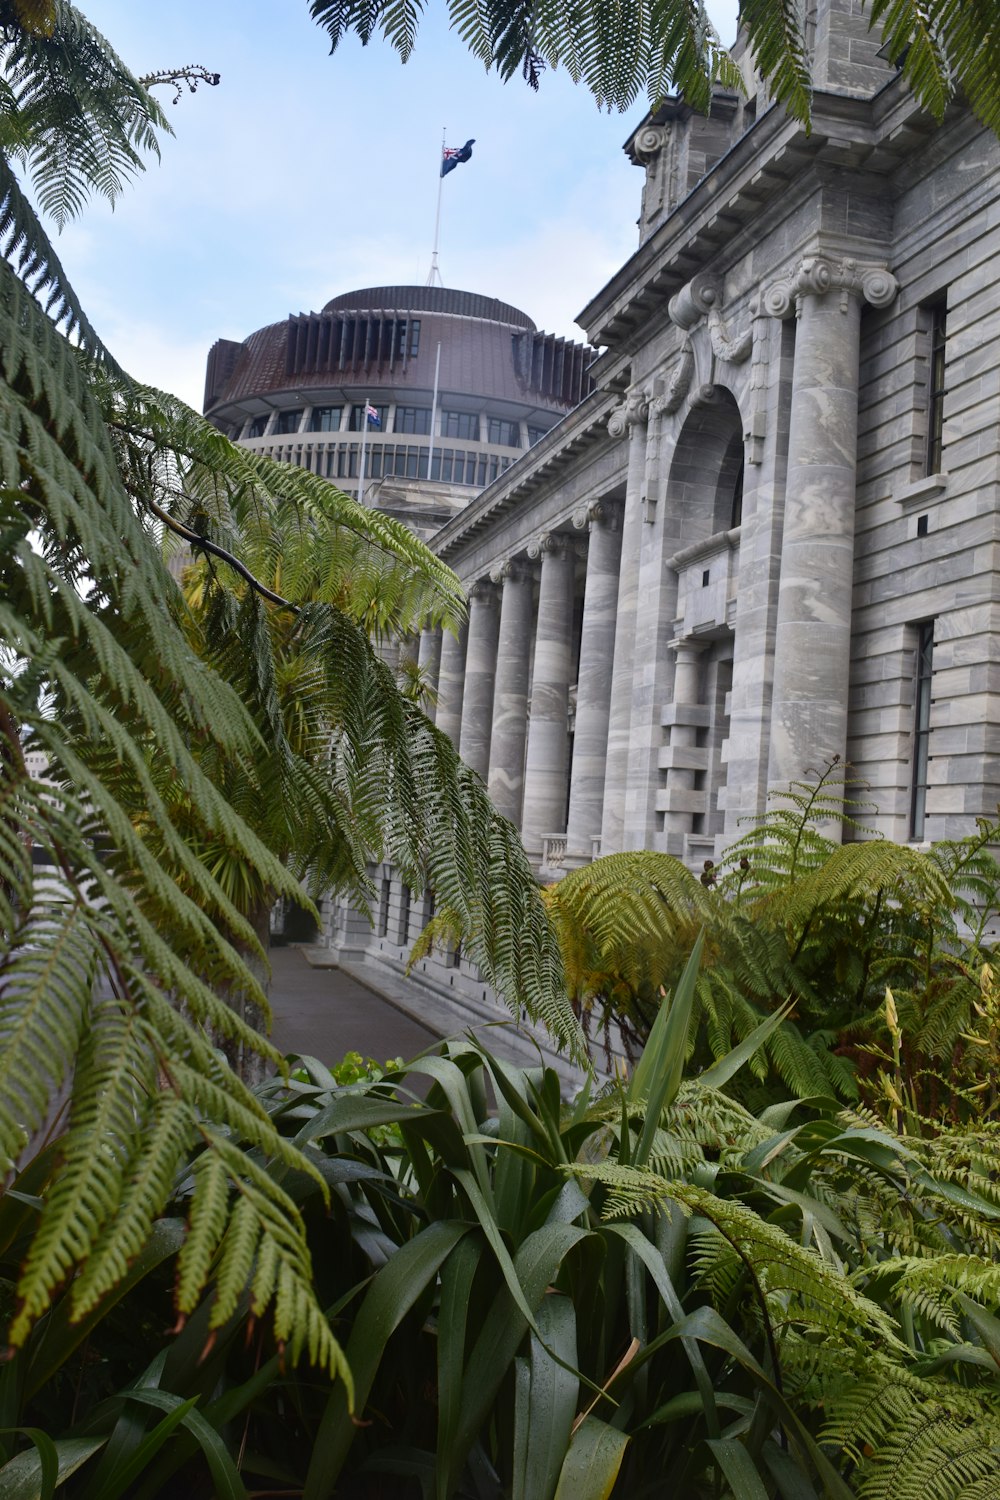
[321,285,536,330]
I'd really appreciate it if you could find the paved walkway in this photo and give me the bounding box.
[267,943,440,1067]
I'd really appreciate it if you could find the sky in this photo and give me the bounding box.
[55,1,740,411]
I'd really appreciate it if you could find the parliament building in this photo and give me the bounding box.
[207,0,1000,1032]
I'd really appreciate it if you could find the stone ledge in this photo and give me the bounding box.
[895,471,949,506]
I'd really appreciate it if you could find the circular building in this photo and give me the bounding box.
[203,285,594,538]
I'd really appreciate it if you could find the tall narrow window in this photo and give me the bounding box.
[926,300,947,475]
[909,621,934,840]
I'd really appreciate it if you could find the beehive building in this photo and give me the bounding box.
[203,284,594,540]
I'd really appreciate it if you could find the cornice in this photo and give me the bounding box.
[578,80,946,351]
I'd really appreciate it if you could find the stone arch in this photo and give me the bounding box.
[667,387,745,545]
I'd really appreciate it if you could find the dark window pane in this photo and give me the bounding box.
[909,620,935,839]
[394,406,432,435]
[276,410,301,434]
[442,410,479,441]
[926,300,947,475]
[248,416,268,438]
[487,417,520,447]
[310,405,343,432]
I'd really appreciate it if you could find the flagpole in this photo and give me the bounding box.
[426,341,442,482]
[357,394,370,505]
[426,127,445,288]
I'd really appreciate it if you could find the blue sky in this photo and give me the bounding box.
[57,1,740,410]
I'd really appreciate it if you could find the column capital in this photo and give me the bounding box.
[571,499,622,533]
[489,554,533,586]
[607,383,649,438]
[527,530,574,561]
[669,636,710,662]
[468,577,499,606]
[763,256,898,320]
[631,122,670,162]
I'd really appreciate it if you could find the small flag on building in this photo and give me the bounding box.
[365,403,381,427]
[441,138,475,177]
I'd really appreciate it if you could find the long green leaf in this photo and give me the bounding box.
[0,1435,104,1500]
[305,1220,471,1498]
[630,933,704,1165]
[698,999,795,1091]
[706,1437,771,1499]
[552,1418,628,1500]
[514,1295,579,1500]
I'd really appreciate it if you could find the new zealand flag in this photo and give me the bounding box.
[441,139,476,178]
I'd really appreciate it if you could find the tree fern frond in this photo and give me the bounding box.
[1,0,170,229]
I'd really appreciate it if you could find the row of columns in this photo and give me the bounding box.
[418,504,624,864]
[417,253,898,863]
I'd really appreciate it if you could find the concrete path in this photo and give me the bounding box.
[267,943,440,1067]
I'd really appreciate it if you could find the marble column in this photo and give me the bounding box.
[487,557,535,825]
[600,386,649,853]
[521,533,576,858]
[763,258,897,798]
[565,501,623,863]
[417,626,443,722]
[435,618,468,747]
[458,579,500,780]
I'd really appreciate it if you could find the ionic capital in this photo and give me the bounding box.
[489,555,532,586]
[632,123,670,161]
[468,577,499,606]
[571,499,620,533]
[763,256,898,319]
[527,531,573,561]
[607,383,650,439]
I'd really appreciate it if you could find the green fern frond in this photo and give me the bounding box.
[1,1,169,229]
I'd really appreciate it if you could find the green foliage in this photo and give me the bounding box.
[310,0,743,116]
[9,982,1000,1496]
[547,762,1000,1113]
[0,0,579,1397]
[310,0,1000,138]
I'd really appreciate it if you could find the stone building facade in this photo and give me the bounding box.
[330,2,1000,1030]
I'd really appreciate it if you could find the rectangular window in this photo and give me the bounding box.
[309,405,343,432]
[398,885,411,945]
[409,319,421,357]
[487,417,520,447]
[247,415,268,438]
[394,406,431,434]
[377,878,390,937]
[909,620,934,840]
[275,410,301,434]
[527,425,548,447]
[442,410,479,442]
[926,300,947,475]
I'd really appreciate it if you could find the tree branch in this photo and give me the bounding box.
[142,493,300,614]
